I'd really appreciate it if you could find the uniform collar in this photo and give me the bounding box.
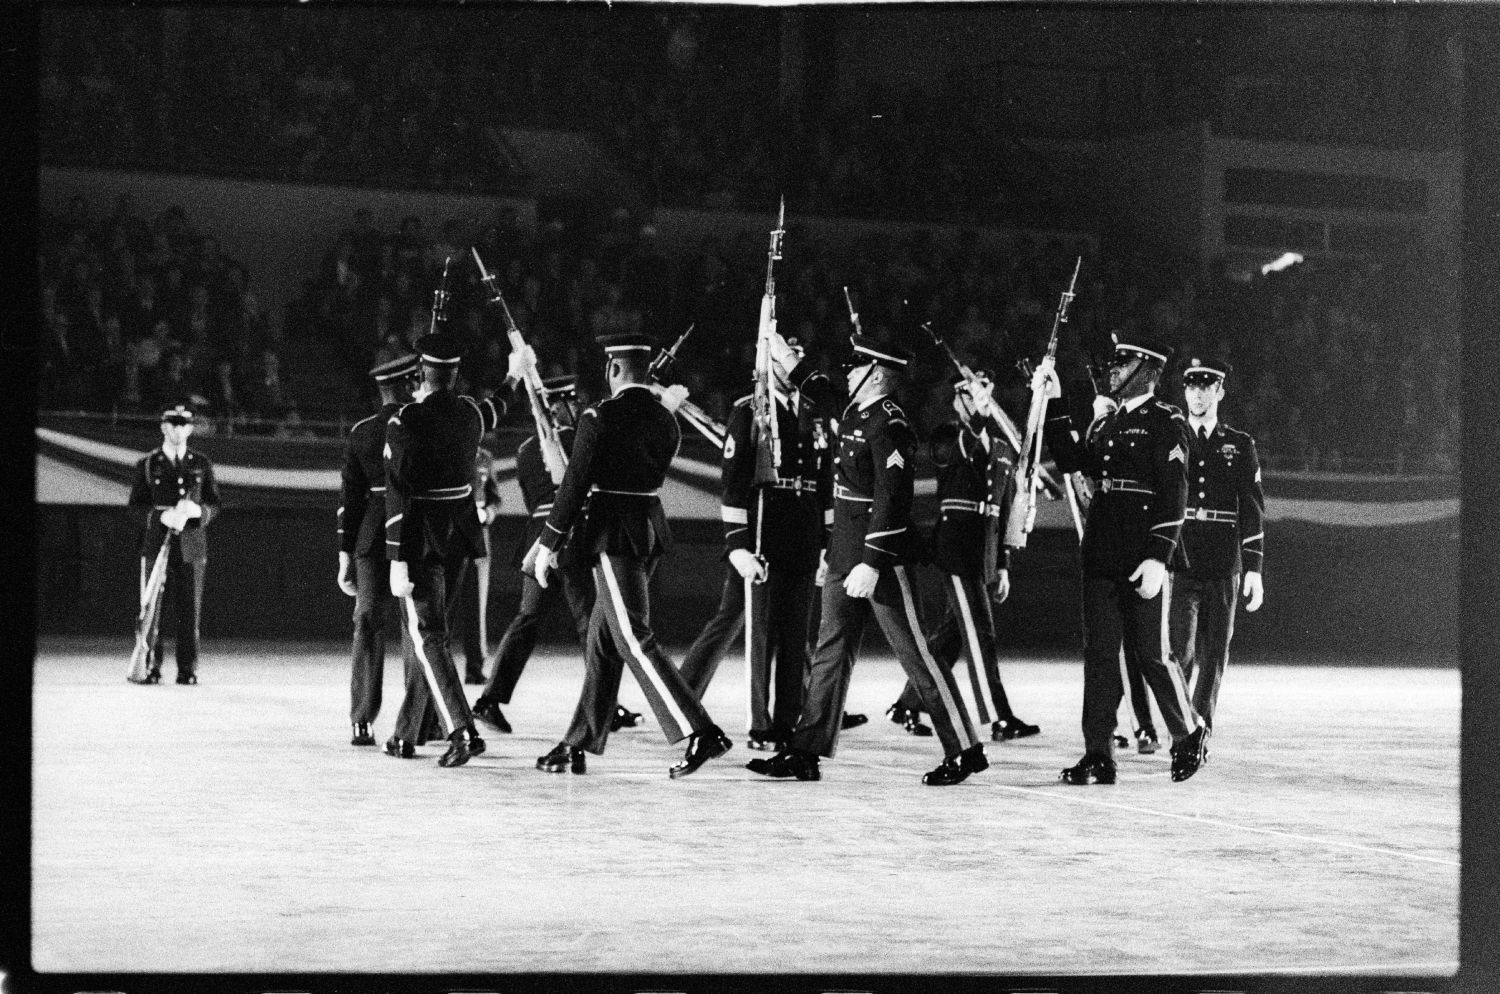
[615,383,653,397]
[856,390,891,412]
[1189,415,1218,437]
[1121,390,1154,414]
[161,443,188,463]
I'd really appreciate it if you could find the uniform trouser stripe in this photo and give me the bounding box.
[404,593,456,736]
[597,555,696,739]
[952,574,998,723]
[744,573,755,732]
[894,566,976,751]
[1158,574,1202,733]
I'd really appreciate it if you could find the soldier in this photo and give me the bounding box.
[1169,356,1265,736]
[382,333,533,767]
[336,354,420,746]
[677,336,834,752]
[748,333,989,786]
[885,373,1041,743]
[127,403,221,685]
[471,376,641,734]
[451,447,503,685]
[525,332,732,778]
[1038,333,1208,785]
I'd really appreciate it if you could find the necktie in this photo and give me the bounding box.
[1197,426,1208,444]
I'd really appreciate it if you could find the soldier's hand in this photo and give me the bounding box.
[159,507,185,532]
[990,569,1011,605]
[177,498,202,519]
[506,343,538,383]
[1031,365,1062,400]
[843,563,880,599]
[1242,571,1264,612]
[1091,394,1119,421]
[337,551,357,597]
[815,550,829,588]
[728,549,767,583]
[389,559,415,598]
[523,539,556,588]
[964,375,996,417]
[767,329,800,373]
[655,383,690,414]
[1129,558,1166,600]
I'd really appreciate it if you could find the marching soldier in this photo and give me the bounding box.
[677,336,834,751]
[471,376,641,734]
[748,333,989,786]
[127,403,221,685]
[383,333,533,767]
[337,354,420,746]
[886,374,1042,742]
[1038,333,1208,785]
[451,447,503,684]
[1169,356,1265,735]
[525,332,732,778]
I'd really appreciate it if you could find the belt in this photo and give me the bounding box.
[589,487,660,498]
[1096,478,1152,495]
[834,484,872,503]
[412,484,472,501]
[940,498,1001,518]
[1185,507,1238,523]
[768,476,819,493]
[530,502,554,519]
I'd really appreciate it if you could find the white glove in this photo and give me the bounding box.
[506,343,537,383]
[389,559,415,598]
[159,508,185,532]
[843,562,880,599]
[337,551,357,597]
[766,329,800,373]
[412,381,432,402]
[964,376,996,417]
[1091,393,1119,421]
[1031,365,1062,400]
[815,549,828,588]
[656,383,690,414]
[522,538,556,588]
[990,568,1011,605]
[728,548,767,583]
[177,498,202,520]
[1129,558,1167,600]
[1242,571,1264,612]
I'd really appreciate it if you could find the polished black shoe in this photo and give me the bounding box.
[536,742,586,774]
[175,672,197,685]
[465,726,487,757]
[746,734,783,752]
[841,712,869,730]
[472,699,512,734]
[437,729,479,768]
[922,743,989,786]
[886,705,934,737]
[350,722,376,747]
[1136,729,1161,755]
[1170,726,1209,782]
[1112,734,1130,749]
[669,726,732,779]
[464,668,486,685]
[383,736,415,759]
[992,716,1040,741]
[609,705,643,731]
[1061,752,1117,785]
[746,749,821,781]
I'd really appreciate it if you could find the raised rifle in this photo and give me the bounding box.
[126,525,177,683]
[751,199,786,493]
[1004,257,1081,549]
[648,323,728,447]
[471,247,568,485]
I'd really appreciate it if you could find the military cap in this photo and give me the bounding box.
[850,334,912,369]
[541,374,578,397]
[597,332,655,357]
[413,333,465,367]
[1111,331,1173,366]
[161,403,194,425]
[369,353,420,382]
[1183,356,1232,386]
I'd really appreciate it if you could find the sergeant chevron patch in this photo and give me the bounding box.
[1168,444,1186,463]
[887,450,905,469]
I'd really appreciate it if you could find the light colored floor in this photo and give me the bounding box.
[32,640,1458,977]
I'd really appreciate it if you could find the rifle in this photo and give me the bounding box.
[126,528,176,683]
[648,323,728,447]
[842,285,863,336]
[1003,257,1081,549]
[430,256,452,335]
[751,199,785,493]
[472,247,569,485]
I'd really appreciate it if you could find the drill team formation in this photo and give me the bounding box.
[127,204,1266,789]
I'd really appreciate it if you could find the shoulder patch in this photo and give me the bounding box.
[882,399,903,418]
[581,407,599,418]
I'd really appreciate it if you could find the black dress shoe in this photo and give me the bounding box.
[175,672,197,685]
[1112,733,1130,749]
[992,716,1040,741]
[922,743,988,785]
[1170,726,1209,782]
[465,727,487,757]
[438,729,478,768]
[351,722,376,747]
[610,705,643,731]
[746,735,783,752]
[472,699,512,734]
[1061,752,1117,785]
[383,736,415,759]
[886,705,934,737]
[1136,729,1161,754]
[746,749,821,781]
[841,712,869,730]
[669,725,732,779]
[464,668,486,685]
[536,742,587,774]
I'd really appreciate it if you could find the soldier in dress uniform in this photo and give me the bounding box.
[128,403,221,685]
[525,332,732,778]
[1037,333,1208,784]
[1169,356,1265,736]
[676,336,834,752]
[885,373,1042,742]
[748,333,989,786]
[382,333,534,766]
[337,353,420,746]
[451,448,503,684]
[471,376,641,734]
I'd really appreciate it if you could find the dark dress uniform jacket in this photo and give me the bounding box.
[1179,422,1265,579]
[129,447,220,560]
[385,389,511,562]
[511,427,580,569]
[539,384,680,559]
[826,395,922,576]
[929,418,1016,582]
[720,390,833,574]
[1045,394,1190,579]
[339,403,399,558]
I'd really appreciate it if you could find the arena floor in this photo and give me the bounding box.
[30,638,1458,979]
